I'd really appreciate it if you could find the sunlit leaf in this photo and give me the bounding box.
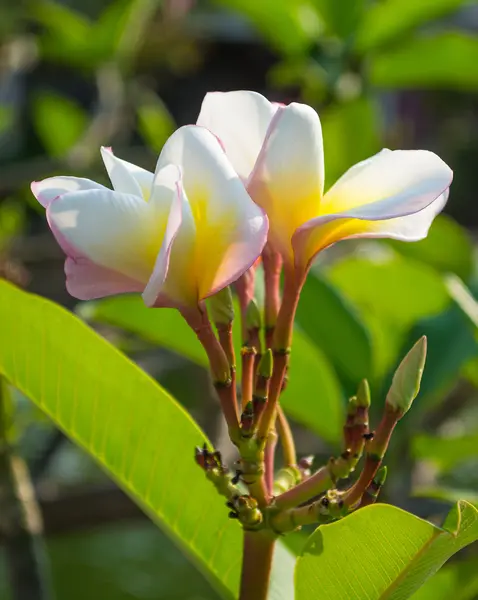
[295,502,478,600]
[369,32,478,91]
[212,0,322,57]
[414,487,478,507]
[446,275,478,329]
[313,0,365,39]
[79,296,344,443]
[33,91,87,158]
[411,557,478,600]
[412,433,478,472]
[386,216,473,282]
[296,270,372,390]
[0,281,243,597]
[356,0,468,52]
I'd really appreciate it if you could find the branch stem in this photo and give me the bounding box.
[239,531,276,600]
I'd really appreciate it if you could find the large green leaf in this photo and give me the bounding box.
[212,0,322,57]
[356,0,468,52]
[405,305,478,416]
[0,281,243,597]
[369,32,478,91]
[385,216,473,282]
[411,557,478,600]
[313,0,365,39]
[412,433,478,472]
[296,270,372,389]
[325,253,451,379]
[295,502,478,600]
[80,295,344,443]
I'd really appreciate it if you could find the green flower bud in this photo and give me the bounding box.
[208,287,234,325]
[356,379,371,408]
[386,336,427,416]
[245,298,262,330]
[258,348,273,379]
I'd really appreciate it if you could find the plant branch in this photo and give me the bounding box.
[239,531,276,600]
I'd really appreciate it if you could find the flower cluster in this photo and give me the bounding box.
[32,90,452,529]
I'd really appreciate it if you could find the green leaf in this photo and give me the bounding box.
[412,433,478,472]
[322,97,381,190]
[33,91,87,158]
[313,0,365,39]
[296,270,372,389]
[284,330,344,443]
[446,275,478,330]
[386,216,473,282]
[356,0,468,52]
[369,32,478,91]
[325,253,451,379]
[411,557,478,600]
[212,0,322,57]
[0,281,242,598]
[137,91,176,153]
[405,305,478,416]
[79,295,344,443]
[414,487,478,507]
[295,502,478,600]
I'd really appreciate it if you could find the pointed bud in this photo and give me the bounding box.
[245,298,262,331]
[208,286,234,325]
[356,379,371,408]
[258,348,273,379]
[386,336,427,416]
[347,396,358,416]
[374,465,387,487]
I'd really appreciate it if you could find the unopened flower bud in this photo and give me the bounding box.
[356,379,371,408]
[374,465,388,487]
[386,336,427,416]
[258,348,273,379]
[245,298,262,331]
[208,286,234,325]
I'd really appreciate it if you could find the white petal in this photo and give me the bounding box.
[65,256,144,300]
[31,177,107,207]
[247,102,325,261]
[197,90,278,181]
[143,180,196,308]
[156,125,268,299]
[47,184,175,284]
[293,190,450,270]
[100,147,153,199]
[322,149,452,215]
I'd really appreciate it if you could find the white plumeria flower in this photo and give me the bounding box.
[31,125,268,309]
[197,90,453,276]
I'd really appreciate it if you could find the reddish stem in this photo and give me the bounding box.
[343,406,399,508]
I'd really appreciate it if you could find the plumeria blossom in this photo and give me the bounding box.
[198,90,453,277]
[31,126,268,309]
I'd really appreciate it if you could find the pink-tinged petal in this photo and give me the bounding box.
[322,149,452,215]
[156,125,268,300]
[31,177,107,208]
[142,168,195,308]
[46,186,173,284]
[197,90,278,181]
[100,147,153,199]
[247,102,325,263]
[65,256,143,300]
[293,190,450,271]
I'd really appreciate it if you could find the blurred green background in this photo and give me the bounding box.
[1,0,478,598]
